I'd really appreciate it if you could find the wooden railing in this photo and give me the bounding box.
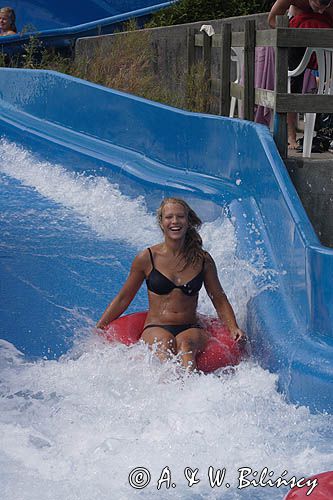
[187,16,333,159]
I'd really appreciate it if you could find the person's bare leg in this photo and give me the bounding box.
[288,112,298,149]
[141,327,176,362]
[175,328,208,371]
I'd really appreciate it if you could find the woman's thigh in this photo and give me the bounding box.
[175,328,209,353]
[141,327,176,352]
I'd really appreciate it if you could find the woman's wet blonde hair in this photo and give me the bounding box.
[157,198,206,268]
[0,7,17,33]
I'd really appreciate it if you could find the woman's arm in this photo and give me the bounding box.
[96,251,147,329]
[203,253,245,341]
[268,0,291,28]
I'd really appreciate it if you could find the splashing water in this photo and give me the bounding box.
[1,338,332,500]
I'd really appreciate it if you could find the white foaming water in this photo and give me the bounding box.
[1,339,332,500]
[1,139,333,500]
[0,138,157,246]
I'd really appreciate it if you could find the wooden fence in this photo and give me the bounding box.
[187,16,333,159]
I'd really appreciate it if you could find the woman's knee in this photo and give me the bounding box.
[176,329,208,354]
[176,337,195,354]
[142,329,176,353]
[157,335,176,352]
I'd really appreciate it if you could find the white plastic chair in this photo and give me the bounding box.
[288,48,333,157]
[229,47,244,118]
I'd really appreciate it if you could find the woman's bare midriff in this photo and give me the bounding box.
[145,290,199,325]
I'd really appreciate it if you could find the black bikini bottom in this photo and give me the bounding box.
[142,323,202,337]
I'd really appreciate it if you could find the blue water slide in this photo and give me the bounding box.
[0,68,332,413]
[9,0,177,30]
[0,1,177,55]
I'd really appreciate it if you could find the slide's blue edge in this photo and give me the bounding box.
[0,2,177,53]
[0,68,332,413]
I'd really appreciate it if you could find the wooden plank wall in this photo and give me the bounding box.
[187,16,333,158]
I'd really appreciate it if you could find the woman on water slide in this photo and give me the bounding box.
[97,198,245,371]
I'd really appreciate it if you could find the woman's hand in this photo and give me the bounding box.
[229,327,247,342]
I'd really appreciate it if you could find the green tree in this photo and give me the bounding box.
[147,0,272,27]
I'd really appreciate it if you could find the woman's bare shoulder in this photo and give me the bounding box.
[134,248,150,266]
[203,251,219,275]
[133,245,160,270]
[150,243,163,251]
[144,243,164,258]
[203,251,215,265]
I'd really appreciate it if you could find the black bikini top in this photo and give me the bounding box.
[145,248,205,297]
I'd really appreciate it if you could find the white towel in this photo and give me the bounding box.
[200,24,215,37]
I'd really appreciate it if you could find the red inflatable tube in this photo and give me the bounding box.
[101,311,243,373]
[284,471,333,499]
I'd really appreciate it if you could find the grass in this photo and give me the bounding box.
[72,24,212,113]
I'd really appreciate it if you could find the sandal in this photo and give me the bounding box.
[295,136,330,154]
[311,136,330,153]
[295,137,304,152]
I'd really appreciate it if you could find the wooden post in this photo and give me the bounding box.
[187,27,195,75]
[273,15,289,159]
[243,20,256,121]
[219,23,232,116]
[186,27,196,106]
[202,30,212,80]
[202,30,212,112]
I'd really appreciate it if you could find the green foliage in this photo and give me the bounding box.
[185,61,212,113]
[146,0,271,27]
[21,35,43,69]
[0,50,6,67]
[1,35,72,72]
[38,47,71,73]
[123,18,141,32]
[20,23,38,35]
[73,30,176,105]
[73,29,210,112]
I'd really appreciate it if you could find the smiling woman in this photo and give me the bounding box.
[97,198,245,371]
